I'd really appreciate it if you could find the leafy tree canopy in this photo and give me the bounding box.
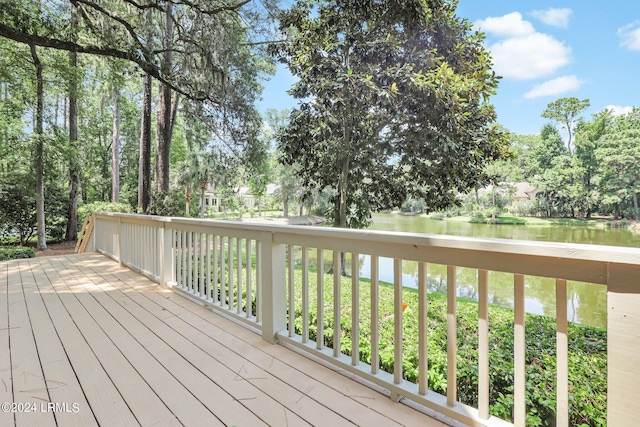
[541,97,590,155]
[0,0,276,105]
[272,0,508,228]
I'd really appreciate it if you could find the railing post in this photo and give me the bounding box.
[259,231,286,344]
[607,263,640,424]
[160,222,174,289]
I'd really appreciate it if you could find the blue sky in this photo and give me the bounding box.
[258,1,640,136]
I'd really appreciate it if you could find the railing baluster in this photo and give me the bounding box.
[246,239,252,318]
[514,274,526,426]
[288,245,295,337]
[478,269,489,419]
[302,246,309,343]
[256,241,262,323]
[447,265,457,407]
[200,233,205,297]
[237,237,242,314]
[371,255,379,375]
[187,231,193,291]
[181,230,186,289]
[194,232,199,294]
[316,248,324,350]
[556,279,568,427]
[228,236,234,311]
[333,251,341,358]
[220,236,226,307]
[175,230,181,287]
[206,234,211,301]
[212,235,218,303]
[351,253,359,366]
[393,258,403,390]
[418,261,427,395]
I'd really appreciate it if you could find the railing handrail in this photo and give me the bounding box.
[91,211,640,426]
[94,212,640,286]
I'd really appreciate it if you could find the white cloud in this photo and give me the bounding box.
[490,33,572,80]
[523,75,585,99]
[475,12,572,80]
[530,8,572,28]
[475,12,535,38]
[605,105,634,116]
[619,22,640,51]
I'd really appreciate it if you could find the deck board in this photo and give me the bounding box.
[1,263,14,427]
[0,254,450,427]
[19,260,96,427]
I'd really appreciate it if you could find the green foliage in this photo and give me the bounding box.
[289,269,606,426]
[595,129,640,219]
[78,201,133,218]
[0,246,36,261]
[541,97,590,154]
[0,172,37,245]
[273,0,507,228]
[148,191,187,218]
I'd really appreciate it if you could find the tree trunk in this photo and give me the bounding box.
[111,89,121,202]
[30,44,47,251]
[283,194,289,218]
[185,186,190,216]
[138,73,152,212]
[65,49,79,241]
[155,4,174,194]
[633,188,639,220]
[200,184,206,219]
[156,82,172,193]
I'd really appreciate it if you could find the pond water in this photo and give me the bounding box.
[357,214,640,329]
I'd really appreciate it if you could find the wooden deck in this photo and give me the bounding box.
[0,254,450,427]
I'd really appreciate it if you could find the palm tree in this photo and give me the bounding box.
[175,150,221,218]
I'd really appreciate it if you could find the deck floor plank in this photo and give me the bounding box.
[9,261,55,427]
[48,257,219,427]
[44,258,181,427]
[79,254,448,427]
[0,262,14,427]
[74,256,350,427]
[30,258,140,427]
[1,254,450,427]
[61,258,272,427]
[18,259,97,427]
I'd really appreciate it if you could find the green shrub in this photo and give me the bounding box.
[78,201,133,219]
[0,246,36,261]
[289,269,606,426]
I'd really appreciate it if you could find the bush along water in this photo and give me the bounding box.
[289,267,606,427]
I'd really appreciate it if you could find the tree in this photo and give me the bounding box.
[573,110,612,217]
[541,97,590,156]
[596,129,640,219]
[29,44,48,250]
[175,150,224,218]
[1,0,277,212]
[273,0,507,229]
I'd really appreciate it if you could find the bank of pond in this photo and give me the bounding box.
[289,267,606,427]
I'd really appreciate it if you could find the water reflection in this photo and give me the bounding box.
[361,214,632,329]
[355,255,607,328]
[295,248,608,328]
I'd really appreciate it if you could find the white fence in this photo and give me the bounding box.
[91,212,640,427]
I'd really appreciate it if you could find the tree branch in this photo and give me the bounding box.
[0,22,216,103]
[71,0,150,61]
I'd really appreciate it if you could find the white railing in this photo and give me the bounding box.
[90,212,640,427]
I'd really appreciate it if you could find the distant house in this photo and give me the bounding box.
[513,182,539,201]
[200,184,279,211]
